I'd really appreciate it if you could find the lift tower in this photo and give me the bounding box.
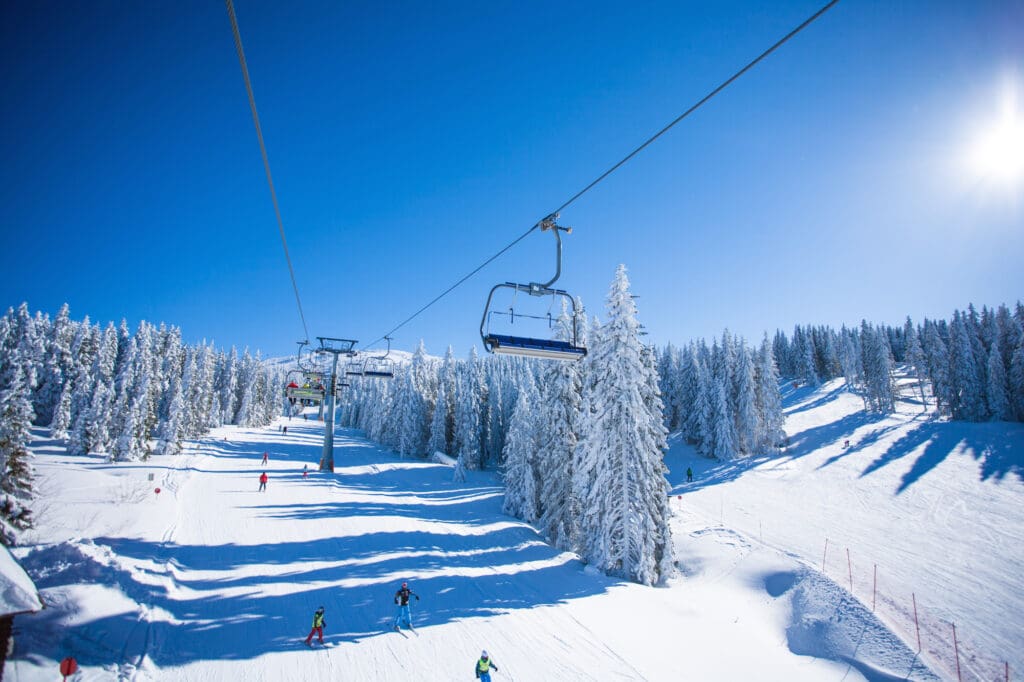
[315,337,357,472]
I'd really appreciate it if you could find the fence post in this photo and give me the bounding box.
[1005,661,1009,682]
[846,548,853,592]
[912,592,921,652]
[952,623,961,682]
[822,537,828,573]
[872,563,877,612]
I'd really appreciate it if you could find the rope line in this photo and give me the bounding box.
[364,0,839,350]
[226,0,310,342]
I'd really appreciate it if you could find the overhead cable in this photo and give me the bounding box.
[374,0,842,349]
[226,0,311,342]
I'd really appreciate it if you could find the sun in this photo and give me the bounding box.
[966,84,1024,187]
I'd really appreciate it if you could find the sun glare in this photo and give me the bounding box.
[967,82,1024,188]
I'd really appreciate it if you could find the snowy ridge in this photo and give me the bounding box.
[7,376,1021,680]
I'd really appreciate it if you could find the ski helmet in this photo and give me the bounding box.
[481,650,488,659]
[402,581,407,587]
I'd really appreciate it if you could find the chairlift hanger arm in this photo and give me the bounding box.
[534,214,571,291]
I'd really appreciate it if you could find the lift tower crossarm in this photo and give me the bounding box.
[314,337,358,472]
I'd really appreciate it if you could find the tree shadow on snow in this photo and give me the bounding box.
[14,426,619,668]
[860,418,1023,491]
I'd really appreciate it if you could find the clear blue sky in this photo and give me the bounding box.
[2,1,1022,359]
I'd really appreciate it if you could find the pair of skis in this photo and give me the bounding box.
[393,624,417,637]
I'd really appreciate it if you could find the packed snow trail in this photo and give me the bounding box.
[667,379,1024,681]
[11,410,932,681]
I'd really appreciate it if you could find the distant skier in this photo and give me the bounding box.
[392,581,419,631]
[475,650,499,680]
[686,467,693,483]
[304,606,325,646]
[259,471,268,492]
[302,464,309,479]
[283,426,288,434]
[262,451,269,465]
[843,439,850,448]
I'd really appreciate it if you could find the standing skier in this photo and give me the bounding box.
[474,650,499,680]
[686,467,693,482]
[262,451,269,465]
[392,581,419,631]
[304,606,325,646]
[259,471,268,492]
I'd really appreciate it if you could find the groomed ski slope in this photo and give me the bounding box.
[9,377,1018,681]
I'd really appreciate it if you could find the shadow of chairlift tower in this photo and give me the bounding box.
[480,214,587,361]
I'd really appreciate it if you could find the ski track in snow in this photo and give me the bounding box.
[7,381,1013,680]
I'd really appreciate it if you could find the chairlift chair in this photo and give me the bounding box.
[285,369,325,405]
[362,336,395,379]
[345,356,366,377]
[480,214,586,361]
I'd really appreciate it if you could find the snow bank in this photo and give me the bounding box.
[0,545,41,616]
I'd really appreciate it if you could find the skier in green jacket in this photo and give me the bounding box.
[475,650,499,680]
[304,606,325,646]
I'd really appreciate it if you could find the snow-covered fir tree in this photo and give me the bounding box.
[575,265,673,586]
[453,348,484,478]
[501,375,541,523]
[755,335,786,451]
[536,304,584,550]
[0,358,35,543]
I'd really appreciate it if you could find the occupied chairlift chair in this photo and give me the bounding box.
[285,341,327,406]
[480,214,587,361]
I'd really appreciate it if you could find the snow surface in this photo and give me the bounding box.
[0,545,42,617]
[7,379,1018,681]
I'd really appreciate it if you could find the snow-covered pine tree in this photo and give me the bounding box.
[677,344,704,445]
[483,362,510,469]
[948,311,986,421]
[922,320,951,414]
[1010,341,1024,422]
[49,380,74,441]
[501,375,541,523]
[34,303,74,424]
[157,373,186,455]
[70,323,119,455]
[903,317,929,410]
[536,303,583,550]
[9,305,45,406]
[693,350,714,458]
[986,339,1011,421]
[453,348,484,477]
[793,326,819,386]
[233,349,256,426]
[394,344,430,457]
[995,305,1022,375]
[755,334,786,451]
[860,321,896,413]
[773,330,793,378]
[0,359,35,543]
[427,381,450,456]
[732,341,758,455]
[220,347,240,424]
[817,327,842,381]
[576,265,673,586]
[708,371,737,460]
[658,343,681,431]
[838,326,861,392]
